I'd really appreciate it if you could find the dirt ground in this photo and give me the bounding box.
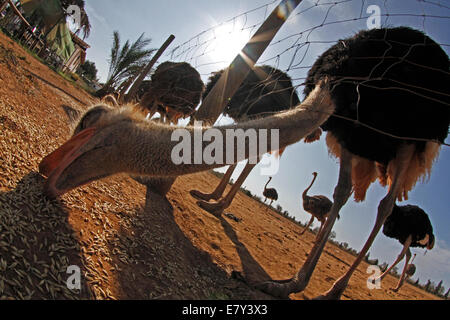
[0,31,439,300]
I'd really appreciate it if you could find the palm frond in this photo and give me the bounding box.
[99,31,156,94]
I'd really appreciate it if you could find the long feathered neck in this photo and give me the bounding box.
[303,173,317,200]
[122,82,334,177]
[264,177,272,190]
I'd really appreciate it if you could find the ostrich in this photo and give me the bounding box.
[263,176,278,206]
[140,61,204,124]
[38,27,448,299]
[189,65,299,215]
[300,172,334,236]
[377,204,434,292]
[257,27,449,299]
[396,253,417,292]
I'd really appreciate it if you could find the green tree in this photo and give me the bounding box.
[328,230,336,240]
[434,280,444,296]
[22,0,91,39]
[77,60,97,81]
[97,31,155,97]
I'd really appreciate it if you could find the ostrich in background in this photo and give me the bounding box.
[300,172,334,237]
[190,65,300,215]
[400,253,417,291]
[377,204,434,292]
[263,176,278,206]
[257,27,449,299]
[140,61,204,124]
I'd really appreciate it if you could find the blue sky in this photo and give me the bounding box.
[82,0,450,290]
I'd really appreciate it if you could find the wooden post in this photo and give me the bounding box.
[192,0,302,125]
[143,0,302,196]
[124,34,175,103]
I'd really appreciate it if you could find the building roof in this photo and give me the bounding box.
[70,31,90,49]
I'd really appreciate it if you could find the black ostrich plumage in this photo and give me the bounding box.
[304,27,450,165]
[263,188,278,201]
[142,61,204,115]
[382,204,434,248]
[203,65,300,121]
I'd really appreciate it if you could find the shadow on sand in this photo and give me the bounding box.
[0,172,92,299]
[110,187,273,299]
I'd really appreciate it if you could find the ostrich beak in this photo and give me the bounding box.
[39,128,96,198]
[427,235,435,250]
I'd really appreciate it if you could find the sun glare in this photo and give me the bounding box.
[208,23,251,65]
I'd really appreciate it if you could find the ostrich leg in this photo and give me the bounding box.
[317,221,326,237]
[190,164,237,201]
[197,161,257,216]
[392,248,412,292]
[316,144,415,300]
[376,236,412,281]
[256,148,353,298]
[299,216,315,236]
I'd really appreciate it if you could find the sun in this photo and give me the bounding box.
[208,23,251,65]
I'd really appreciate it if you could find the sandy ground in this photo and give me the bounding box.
[0,31,439,300]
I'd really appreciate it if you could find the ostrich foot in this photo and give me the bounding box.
[314,276,348,300]
[391,287,400,293]
[197,200,228,216]
[255,278,305,299]
[190,189,219,201]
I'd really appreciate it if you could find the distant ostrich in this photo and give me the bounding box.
[189,65,300,215]
[257,27,449,299]
[300,172,334,236]
[263,176,278,206]
[377,204,434,292]
[140,61,204,124]
[393,253,417,292]
[39,28,448,300]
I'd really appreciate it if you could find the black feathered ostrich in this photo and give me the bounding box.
[300,172,334,237]
[263,176,279,206]
[401,253,417,289]
[140,61,204,124]
[377,204,434,292]
[257,27,449,299]
[190,65,299,215]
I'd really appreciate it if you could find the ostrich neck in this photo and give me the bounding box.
[127,83,334,178]
[303,174,317,200]
[264,178,272,190]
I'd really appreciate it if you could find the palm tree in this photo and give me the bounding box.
[96,31,156,97]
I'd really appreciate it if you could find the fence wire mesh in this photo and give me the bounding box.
[151,0,449,145]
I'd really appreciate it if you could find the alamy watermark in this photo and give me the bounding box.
[366,5,381,29]
[366,265,382,289]
[171,121,281,176]
[65,5,81,30]
[66,265,81,290]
